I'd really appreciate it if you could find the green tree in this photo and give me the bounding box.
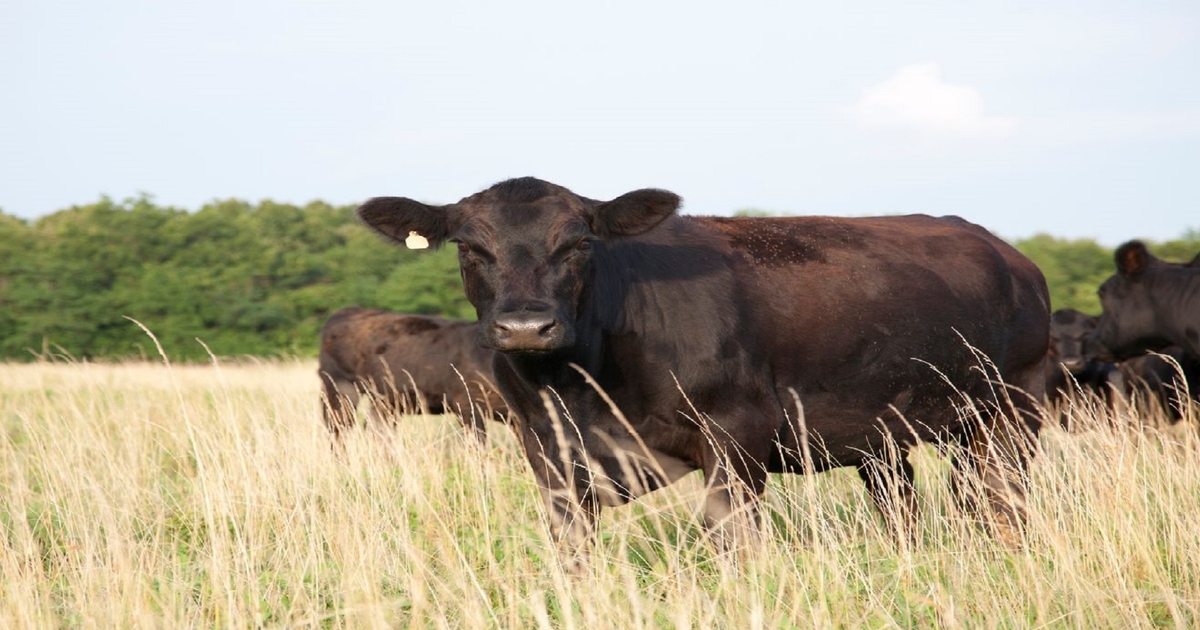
[1012,234,1112,314]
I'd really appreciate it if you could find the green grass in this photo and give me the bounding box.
[1,359,1198,628]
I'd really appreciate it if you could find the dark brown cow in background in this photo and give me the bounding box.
[1088,241,1200,360]
[1119,348,1200,421]
[358,176,1050,567]
[1045,308,1122,406]
[1045,307,1196,423]
[318,306,507,443]
[1085,241,1200,420]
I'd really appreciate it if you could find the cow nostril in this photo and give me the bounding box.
[490,314,561,348]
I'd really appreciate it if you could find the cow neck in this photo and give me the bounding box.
[1153,266,1200,353]
[586,220,729,337]
[583,241,633,335]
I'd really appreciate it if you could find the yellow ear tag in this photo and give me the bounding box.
[405,231,429,249]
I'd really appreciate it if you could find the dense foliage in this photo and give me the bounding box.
[0,197,472,360]
[0,198,1196,360]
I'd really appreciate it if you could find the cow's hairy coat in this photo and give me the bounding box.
[318,307,506,442]
[358,177,1052,565]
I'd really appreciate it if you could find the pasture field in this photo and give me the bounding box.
[2,358,1199,629]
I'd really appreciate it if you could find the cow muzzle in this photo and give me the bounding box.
[488,311,568,353]
[1058,357,1088,373]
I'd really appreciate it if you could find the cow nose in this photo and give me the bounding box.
[490,311,563,351]
[1059,357,1087,372]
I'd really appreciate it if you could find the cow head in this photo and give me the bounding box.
[1087,241,1169,361]
[358,177,680,354]
[1048,308,1096,373]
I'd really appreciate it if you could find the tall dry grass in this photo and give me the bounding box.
[1,358,1198,628]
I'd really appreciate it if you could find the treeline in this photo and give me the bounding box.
[1017,232,1199,314]
[0,196,472,361]
[0,197,1196,361]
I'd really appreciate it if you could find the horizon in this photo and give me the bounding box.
[5,190,1196,248]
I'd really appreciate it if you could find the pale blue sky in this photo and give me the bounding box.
[2,0,1198,244]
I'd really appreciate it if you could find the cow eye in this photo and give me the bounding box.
[455,240,494,262]
[575,239,592,252]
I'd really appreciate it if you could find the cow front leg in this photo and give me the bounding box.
[538,481,600,575]
[520,433,603,574]
[319,373,359,450]
[856,451,919,544]
[445,394,489,444]
[698,428,770,556]
[462,403,490,443]
[951,415,1036,547]
[514,411,602,574]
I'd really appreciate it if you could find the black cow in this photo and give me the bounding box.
[1045,308,1122,405]
[358,177,1050,564]
[1088,241,1200,361]
[1118,348,1200,421]
[318,306,507,443]
[1043,307,1195,424]
[1086,242,1200,420]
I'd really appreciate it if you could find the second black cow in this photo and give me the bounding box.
[1045,308,1122,405]
[1045,307,1195,422]
[318,307,507,443]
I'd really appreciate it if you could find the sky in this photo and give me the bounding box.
[2,0,1198,245]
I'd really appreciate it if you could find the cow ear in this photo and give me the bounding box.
[357,197,454,247]
[1115,241,1152,277]
[590,189,681,238]
[1187,251,1200,268]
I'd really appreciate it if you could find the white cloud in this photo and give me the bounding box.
[849,62,1018,143]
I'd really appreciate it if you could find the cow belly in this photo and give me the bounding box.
[589,438,699,507]
[767,385,962,472]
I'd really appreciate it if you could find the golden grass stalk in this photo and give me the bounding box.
[1,359,1197,628]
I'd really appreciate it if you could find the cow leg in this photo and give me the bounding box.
[320,373,360,448]
[503,385,601,574]
[453,379,493,444]
[697,409,772,555]
[451,392,489,444]
[701,466,764,556]
[950,411,1038,546]
[367,388,418,438]
[461,403,489,443]
[539,482,600,575]
[856,451,919,544]
[520,433,601,574]
[949,356,1044,545]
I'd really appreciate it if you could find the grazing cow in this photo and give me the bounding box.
[1045,308,1122,405]
[1043,307,1194,423]
[1087,241,1200,361]
[1085,242,1200,421]
[318,306,507,443]
[357,177,1050,565]
[1119,348,1200,421]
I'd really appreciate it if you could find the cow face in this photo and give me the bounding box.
[1088,241,1167,361]
[1048,308,1096,373]
[358,178,680,354]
